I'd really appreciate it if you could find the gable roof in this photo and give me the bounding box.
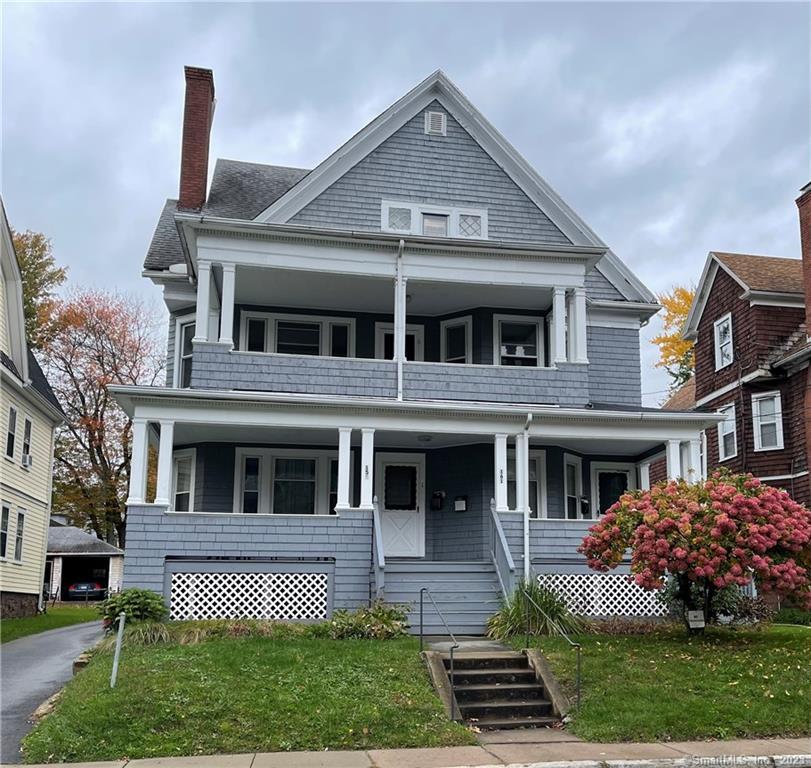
[47,525,123,555]
[684,250,805,340]
[662,376,695,411]
[0,197,28,381]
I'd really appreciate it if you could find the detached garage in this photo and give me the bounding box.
[46,525,124,601]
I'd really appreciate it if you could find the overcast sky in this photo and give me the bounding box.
[2,2,809,404]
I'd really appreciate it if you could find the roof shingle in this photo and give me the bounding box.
[714,252,803,294]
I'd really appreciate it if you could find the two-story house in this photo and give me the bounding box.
[112,68,720,632]
[672,188,811,506]
[0,199,64,617]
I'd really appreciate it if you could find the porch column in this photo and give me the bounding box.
[494,433,509,512]
[665,439,682,480]
[639,461,651,491]
[687,438,703,484]
[193,260,212,342]
[336,427,353,511]
[572,287,588,363]
[514,433,528,513]
[219,263,236,346]
[551,287,567,364]
[127,417,149,504]
[154,420,175,506]
[360,428,375,510]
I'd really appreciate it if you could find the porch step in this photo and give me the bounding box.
[384,560,503,635]
[442,651,559,731]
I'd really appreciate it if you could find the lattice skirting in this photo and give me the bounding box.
[170,572,329,621]
[537,572,668,617]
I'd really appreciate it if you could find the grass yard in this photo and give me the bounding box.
[534,625,811,742]
[0,604,99,644]
[22,636,474,763]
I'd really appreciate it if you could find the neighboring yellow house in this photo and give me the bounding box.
[0,198,63,617]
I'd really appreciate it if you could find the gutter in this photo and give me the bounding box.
[396,239,405,401]
[523,412,532,582]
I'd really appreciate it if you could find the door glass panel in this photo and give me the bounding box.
[385,465,417,510]
[383,332,417,360]
[242,456,260,514]
[276,321,320,355]
[273,458,316,514]
[444,323,467,363]
[247,318,266,352]
[404,334,416,361]
[598,471,628,514]
[330,324,349,357]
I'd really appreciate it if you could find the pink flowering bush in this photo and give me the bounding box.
[578,471,811,630]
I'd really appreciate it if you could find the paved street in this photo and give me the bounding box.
[0,620,103,764]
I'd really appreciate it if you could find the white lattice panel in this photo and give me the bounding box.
[537,573,668,617]
[170,572,329,621]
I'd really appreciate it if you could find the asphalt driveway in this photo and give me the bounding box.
[1,619,103,764]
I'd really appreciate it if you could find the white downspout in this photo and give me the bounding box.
[396,239,405,401]
[523,412,533,582]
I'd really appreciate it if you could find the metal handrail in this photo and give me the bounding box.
[522,586,582,712]
[371,496,385,598]
[419,587,460,720]
[489,499,516,597]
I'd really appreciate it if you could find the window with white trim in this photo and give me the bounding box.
[171,449,196,512]
[240,313,354,358]
[717,403,737,461]
[493,315,544,367]
[752,392,783,451]
[713,313,733,370]
[5,406,17,459]
[381,201,488,239]
[563,454,583,520]
[21,417,32,465]
[175,318,195,388]
[1,504,9,558]
[507,450,547,518]
[440,316,472,364]
[14,510,24,561]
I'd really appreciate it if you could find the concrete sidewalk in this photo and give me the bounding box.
[16,735,811,768]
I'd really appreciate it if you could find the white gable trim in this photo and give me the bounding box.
[0,199,28,382]
[253,71,654,303]
[683,253,749,341]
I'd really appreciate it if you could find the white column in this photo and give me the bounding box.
[398,278,408,360]
[336,427,353,511]
[573,286,588,363]
[154,420,175,506]
[219,264,236,346]
[665,439,682,480]
[360,428,375,510]
[494,433,509,512]
[193,261,211,342]
[639,461,651,491]
[552,287,567,364]
[687,439,702,484]
[515,432,529,513]
[127,418,149,504]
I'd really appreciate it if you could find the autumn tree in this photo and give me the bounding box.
[651,285,695,393]
[10,229,67,348]
[41,290,164,546]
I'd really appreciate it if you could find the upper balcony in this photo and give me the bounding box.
[166,223,605,406]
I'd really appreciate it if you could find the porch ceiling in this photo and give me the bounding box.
[233,266,553,315]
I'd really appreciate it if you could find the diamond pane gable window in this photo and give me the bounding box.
[752,392,783,451]
[387,207,412,232]
[273,458,316,515]
[422,213,449,237]
[717,404,737,461]
[458,213,482,238]
[714,314,733,370]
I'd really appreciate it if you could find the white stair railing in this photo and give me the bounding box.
[371,495,386,599]
[489,498,516,598]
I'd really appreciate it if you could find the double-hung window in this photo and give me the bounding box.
[14,510,24,561]
[752,392,783,451]
[241,313,354,358]
[493,315,543,367]
[717,403,737,461]
[21,417,32,465]
[5,406,17,459]
[564,454,583,520]
[1,505,9,558]
[440,317,472,364]
[507,450,547,518]
[713,313,733,370]
[171,449,196,512]
[273,458,317,515]
[175,318,195,388]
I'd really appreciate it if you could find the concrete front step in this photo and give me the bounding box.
[454,682,547,701]
[452,668,538,685]
[468,714,560,730]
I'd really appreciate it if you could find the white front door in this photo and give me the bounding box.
[375,453,425,557]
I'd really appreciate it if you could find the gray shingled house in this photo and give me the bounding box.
[111,68,721,632]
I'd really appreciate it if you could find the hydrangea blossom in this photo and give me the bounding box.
[578,472,811,611]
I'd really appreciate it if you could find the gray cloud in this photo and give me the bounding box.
[3,2,808,404]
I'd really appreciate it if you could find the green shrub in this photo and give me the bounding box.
[487,580,583,640]
[328,602,409,639]
[775,607,811,626]
[99,589,167,630]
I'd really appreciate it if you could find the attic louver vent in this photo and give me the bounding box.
[424,110,447,136]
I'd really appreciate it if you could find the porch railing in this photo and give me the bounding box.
[371,496,386,599]
[489,499,516,598]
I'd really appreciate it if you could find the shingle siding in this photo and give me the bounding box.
[585,267,625,301]
[587,326,642,406]
[290,101,571,246]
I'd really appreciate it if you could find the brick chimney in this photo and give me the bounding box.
[798,182,811,336]
[178,66,215,211]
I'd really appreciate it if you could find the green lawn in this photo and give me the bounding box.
[1,604,99,644]
[22,636,474,763]
[534,625,811,742]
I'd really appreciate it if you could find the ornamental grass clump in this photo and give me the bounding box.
[487,579,583,640]
[578,470,811,633]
